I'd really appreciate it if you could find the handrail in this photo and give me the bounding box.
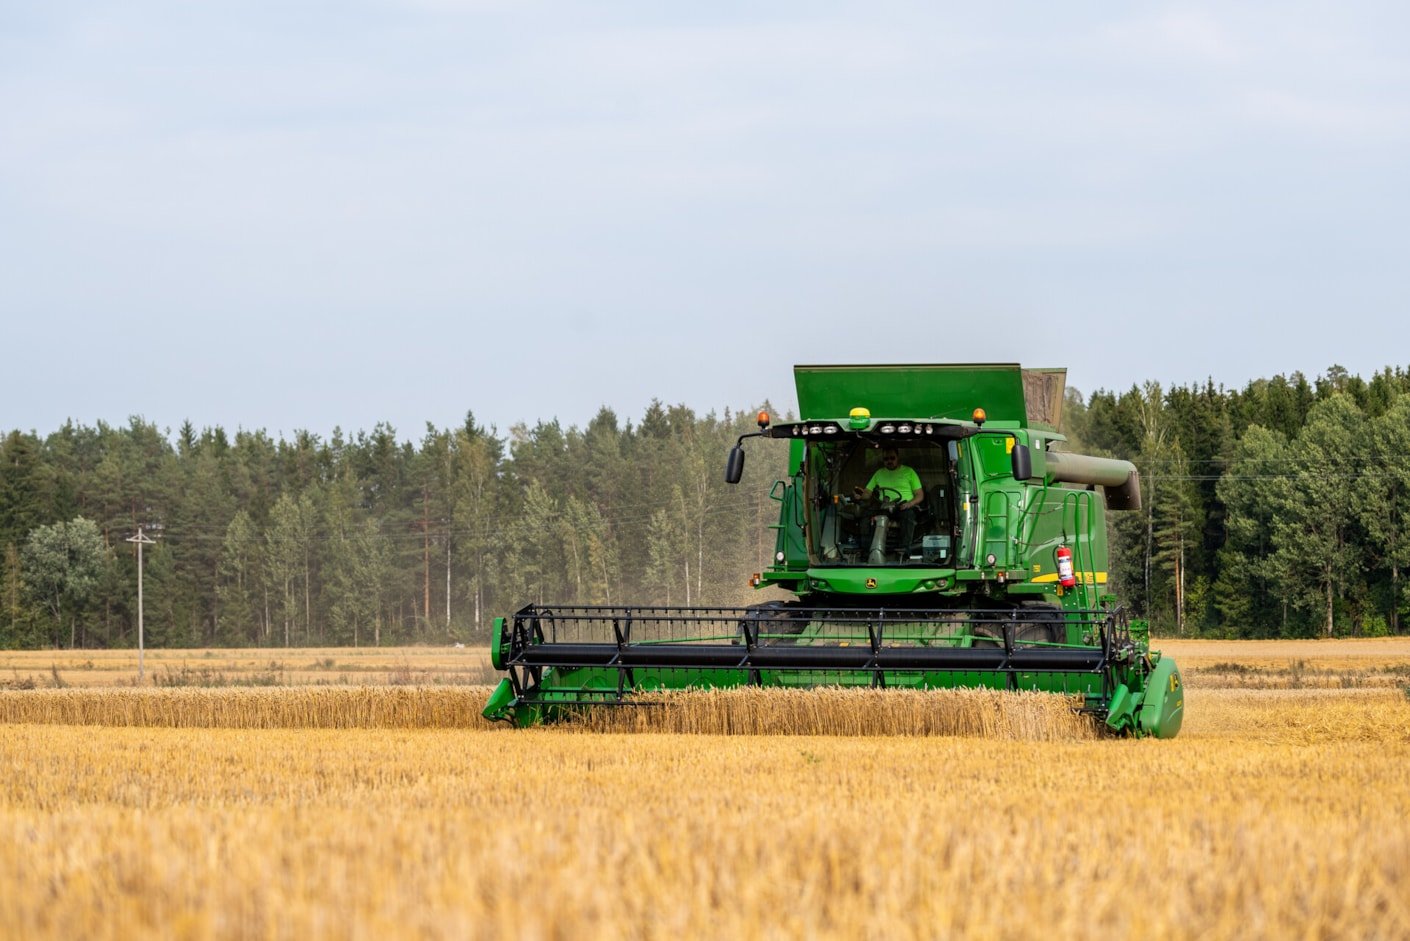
[1060,491,1098,608]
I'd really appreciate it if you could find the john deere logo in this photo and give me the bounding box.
[865,578,878,589]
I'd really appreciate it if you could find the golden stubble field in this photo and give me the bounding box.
[1,639,1408,940]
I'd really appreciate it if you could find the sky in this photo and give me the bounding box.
[3,1,1407,442]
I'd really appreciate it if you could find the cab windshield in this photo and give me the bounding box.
[803,438,966,567]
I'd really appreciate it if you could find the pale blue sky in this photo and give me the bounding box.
[3,2,1407,439]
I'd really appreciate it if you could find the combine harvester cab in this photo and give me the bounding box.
[484,364,1183,738]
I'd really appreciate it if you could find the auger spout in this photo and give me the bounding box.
[1045,451,1142,511]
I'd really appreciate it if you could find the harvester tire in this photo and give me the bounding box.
[971,604,1063,647]
[739,600,806,647]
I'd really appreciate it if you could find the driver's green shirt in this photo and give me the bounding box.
[864,464,923,502]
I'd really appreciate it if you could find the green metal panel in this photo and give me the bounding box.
[769,479,808,569]
[484,678,515,717]
[802,568,955,594]
[793,364,1029,423]
[762,440,809,573]
[1137,655,1185,739]
[490,617,507,669]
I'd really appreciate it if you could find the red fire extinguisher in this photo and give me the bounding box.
[1056,546,1076,588]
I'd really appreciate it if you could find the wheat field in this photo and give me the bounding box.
[1,640,1408,940]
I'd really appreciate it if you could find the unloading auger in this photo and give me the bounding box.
[483,364,1183,738]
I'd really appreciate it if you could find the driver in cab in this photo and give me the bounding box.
[853,448,924,552]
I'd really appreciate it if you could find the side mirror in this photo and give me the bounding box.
[1010,443,1032,481]
[724,445,745,484]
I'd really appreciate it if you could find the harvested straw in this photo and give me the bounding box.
[562,687,1097,740]
[0,686,496,730]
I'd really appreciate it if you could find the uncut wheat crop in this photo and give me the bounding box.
[0,685,1093,740]
[1,641,1407,940]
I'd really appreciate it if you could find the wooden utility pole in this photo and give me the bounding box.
[422,488,431,622]
[126,528,156,683]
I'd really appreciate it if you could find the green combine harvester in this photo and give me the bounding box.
[483,364,1184,738]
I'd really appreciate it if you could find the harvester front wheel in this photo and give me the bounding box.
[971,604,1064,647]
[739,600,806,647]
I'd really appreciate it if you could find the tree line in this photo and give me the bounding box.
[3,363,1408,647]
[1065,364,1410,637]
[0,404,785,649]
